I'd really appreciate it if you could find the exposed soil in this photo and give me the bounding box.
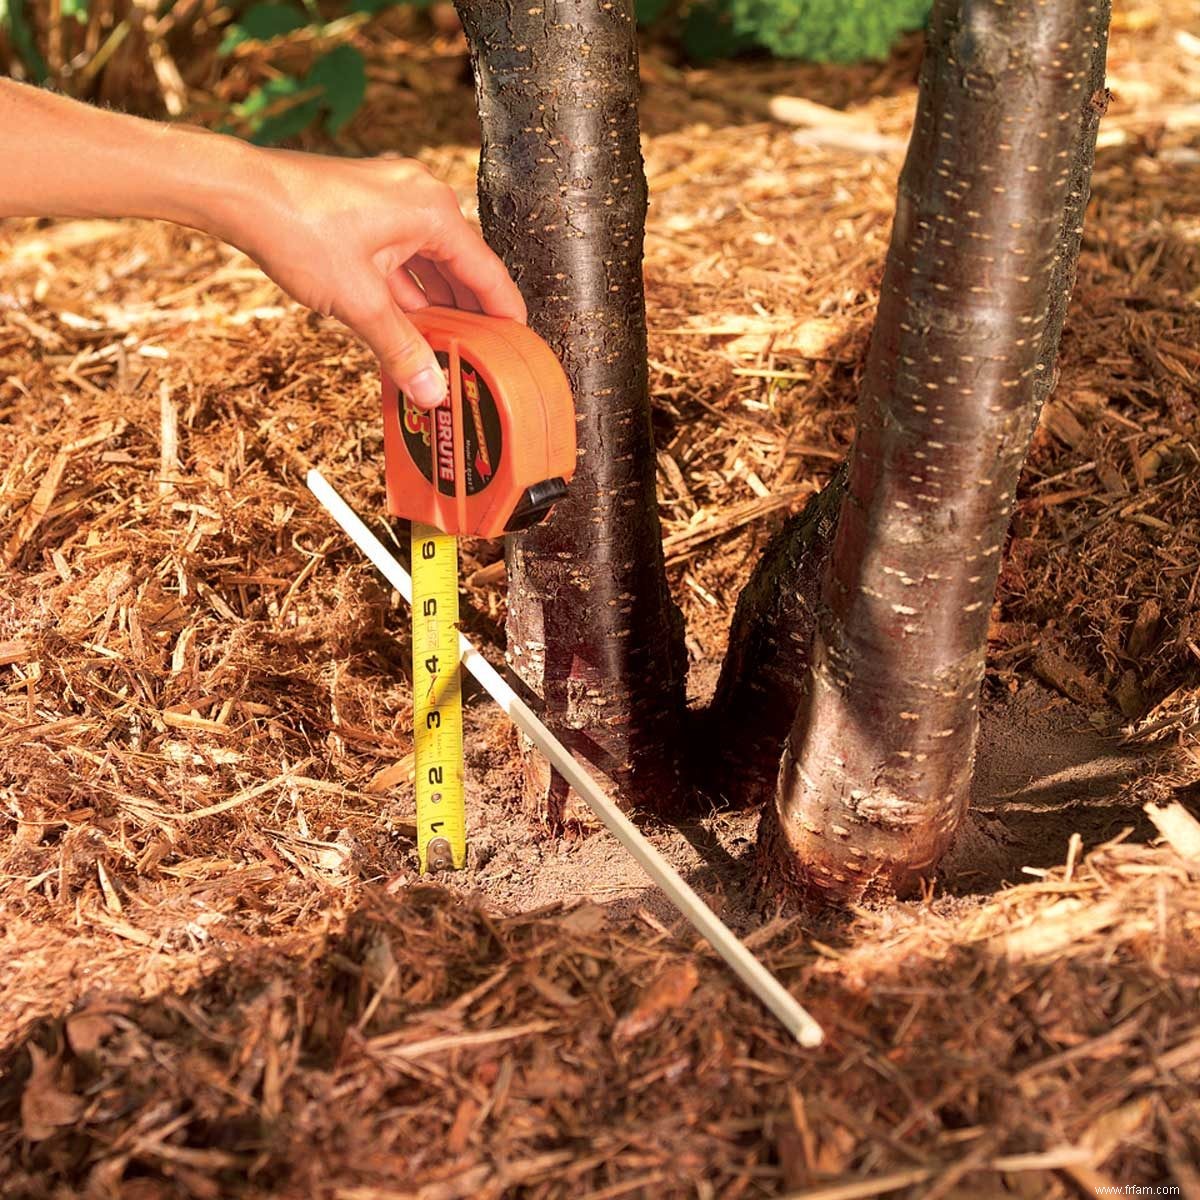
[431,682,1160,929]
[1,3,1199,1197]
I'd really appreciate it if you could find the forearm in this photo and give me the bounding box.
[0,78,256,243]
[0,78,526,406]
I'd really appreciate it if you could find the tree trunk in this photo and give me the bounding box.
[455,0,688,813]
[758,0,1111,900]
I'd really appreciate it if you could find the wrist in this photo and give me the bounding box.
[148,126,267,250]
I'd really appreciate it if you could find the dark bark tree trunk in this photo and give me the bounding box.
[455,0,688,813]
[752,0,1112,899]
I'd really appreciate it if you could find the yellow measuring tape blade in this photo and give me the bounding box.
[410,521,465,872]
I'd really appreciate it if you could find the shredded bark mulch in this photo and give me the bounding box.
[1,3,1198,1195]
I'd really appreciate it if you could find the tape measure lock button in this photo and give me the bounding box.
[505,477,570,533]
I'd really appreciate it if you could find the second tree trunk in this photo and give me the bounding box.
[761,0,1111,898]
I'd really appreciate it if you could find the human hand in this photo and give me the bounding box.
[230,149,526,409]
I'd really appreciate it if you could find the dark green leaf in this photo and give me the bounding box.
[1,0,49,81]
[681,0,752,63]
[234,74,321,144]
[238,0,308,38]
[219,2,307,55]
[307,44,367,136]
[234,73,304,118]
[636,0,671,23]
[249,97,322,144]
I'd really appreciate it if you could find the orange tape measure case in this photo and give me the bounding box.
[381,307,576,538]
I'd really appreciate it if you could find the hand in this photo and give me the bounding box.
[231,150,526,409]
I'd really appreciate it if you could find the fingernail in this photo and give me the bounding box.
[407,366,446,410]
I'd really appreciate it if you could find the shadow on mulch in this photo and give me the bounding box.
[3,828,1198,1199]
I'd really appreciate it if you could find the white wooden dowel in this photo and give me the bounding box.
[306,469,824,1048]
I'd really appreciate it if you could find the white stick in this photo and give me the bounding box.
[306,469,824,1048]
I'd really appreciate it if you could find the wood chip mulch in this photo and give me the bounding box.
[1,3,1198,1195]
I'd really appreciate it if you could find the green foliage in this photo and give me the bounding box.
[231,75,321,144]
[0,0,375,143]
[219,2,308,55]
[678,0,756,64]
[635,0,671,22]
[217,2,368,142]
[306,43,367,135]
[232,42,368,143]
[0,0,49,81]
[725,0,930,63]
[638,0,931,63]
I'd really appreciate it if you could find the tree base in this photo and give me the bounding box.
[518,731,693,832]
[755,784,961,905]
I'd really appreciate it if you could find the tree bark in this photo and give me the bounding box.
[759,0,1112,900]
[455,0,688,812]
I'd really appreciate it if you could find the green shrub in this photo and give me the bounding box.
[1,0,379,144]
[727,0,932,62]
[221,9,369,144]
[637,0,932,63]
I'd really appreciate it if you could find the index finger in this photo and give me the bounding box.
[424,217,527,324]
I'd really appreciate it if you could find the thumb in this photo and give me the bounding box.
[352,288,446,410]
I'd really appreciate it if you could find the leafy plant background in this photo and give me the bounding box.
[0,0,931,144]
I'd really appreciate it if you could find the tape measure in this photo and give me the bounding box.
[381,307,575,871]
[409,521,464,871]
